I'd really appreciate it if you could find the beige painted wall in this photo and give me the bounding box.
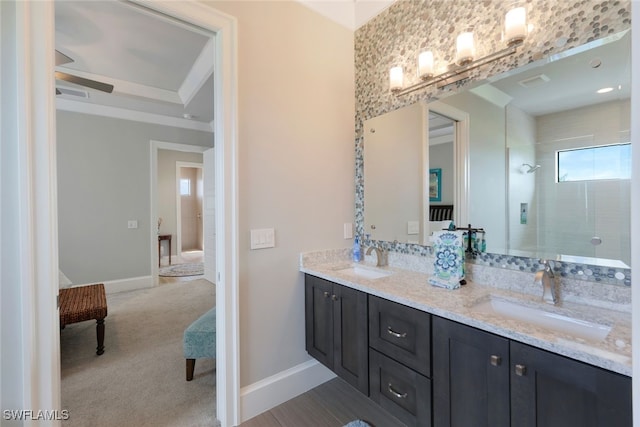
[207,1,355,386]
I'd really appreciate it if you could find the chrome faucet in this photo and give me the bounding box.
[366,245,388,267]
[535,259,557,305]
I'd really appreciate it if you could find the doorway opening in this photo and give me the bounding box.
[177,162,204,262]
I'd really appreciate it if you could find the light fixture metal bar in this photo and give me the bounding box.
[394,44,520,96]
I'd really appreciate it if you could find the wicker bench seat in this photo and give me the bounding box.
[59,283,108,355]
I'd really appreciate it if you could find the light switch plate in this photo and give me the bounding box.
[128,220,138,229]
[250,228,275,249]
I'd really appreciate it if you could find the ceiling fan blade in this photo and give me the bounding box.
[55,50,74,66]
[54,71,114,93]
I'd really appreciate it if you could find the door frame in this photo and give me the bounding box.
[140,5,241,425]
[175,161,204,258]
[150,142,207,282]
[426,101,470,227]
[141,2,240,423]
[11,1,240,426]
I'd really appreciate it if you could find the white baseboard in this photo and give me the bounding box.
[240,359,336,423]
[74,275,154,294]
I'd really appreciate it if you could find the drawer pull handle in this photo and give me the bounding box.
[490,355,502,366]
[387,326,407,338]
[515,364,527,376]
[387,383,408,399]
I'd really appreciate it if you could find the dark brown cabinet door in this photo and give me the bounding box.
[305,275,368,394]
[305,275,334,369]
[510,341,631,427]
[333,283,369,394]
[432,316,510,427]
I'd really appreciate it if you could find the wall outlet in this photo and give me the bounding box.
[343,223,353,239]
[407,221,419,235]
[128,220,138,229]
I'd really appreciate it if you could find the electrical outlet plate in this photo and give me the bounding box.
[344,223,353,239]
[128,220,138,229]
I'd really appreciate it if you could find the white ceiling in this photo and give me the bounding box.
[297,0,396,30]
[54,1,393,132]
[55,1,215,131]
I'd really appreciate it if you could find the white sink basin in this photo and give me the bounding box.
[472,296,612,342]
[335,264,392,280]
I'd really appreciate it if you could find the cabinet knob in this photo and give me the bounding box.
[515,364,527,376]
[331,294,338,301]
[323,291,330,298]
[387,383,408,399]
[490,355,502,366]
[387,326,407,339]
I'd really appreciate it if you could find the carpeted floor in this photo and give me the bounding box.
[60,279,217,426]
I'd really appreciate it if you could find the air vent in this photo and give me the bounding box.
[56,86,90,98]
[517,74,550,88]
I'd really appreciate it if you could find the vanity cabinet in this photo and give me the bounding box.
[433,316,632,427]
[510,341,632,427]
[368,295,432,427]
[304,275,369,394]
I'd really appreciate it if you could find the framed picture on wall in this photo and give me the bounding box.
[429,168,442,202]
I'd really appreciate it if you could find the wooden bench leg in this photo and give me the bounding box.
[96,318,105,355]
[186,359,195,381]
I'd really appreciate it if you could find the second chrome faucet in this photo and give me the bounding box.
[535,259,557,305]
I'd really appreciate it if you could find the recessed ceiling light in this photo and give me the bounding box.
[597,87,613,94]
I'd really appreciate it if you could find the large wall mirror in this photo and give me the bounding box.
[364,29,630,269]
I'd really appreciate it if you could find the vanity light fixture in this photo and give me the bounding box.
[505,5,527,46]
[456,30,475,66]
[390,5,528,96]
[418,51,434,80]
[389,66,404,92]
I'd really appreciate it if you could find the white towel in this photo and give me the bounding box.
[429,230,465,290]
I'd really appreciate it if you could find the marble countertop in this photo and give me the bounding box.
[300,249,632,376]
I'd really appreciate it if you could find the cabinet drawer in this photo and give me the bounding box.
[369,348,431,427]
[369,295,431,377]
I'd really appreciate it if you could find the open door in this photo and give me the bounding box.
[203,148,216,283]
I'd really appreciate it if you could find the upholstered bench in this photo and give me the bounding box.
[59,283,108,355]
[183,307,216,381]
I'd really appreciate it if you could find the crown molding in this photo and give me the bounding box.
[56,97,214,133]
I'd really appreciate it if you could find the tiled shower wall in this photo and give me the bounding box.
[354,0,632,285]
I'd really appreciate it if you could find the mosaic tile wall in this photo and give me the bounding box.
[354,0,632,286]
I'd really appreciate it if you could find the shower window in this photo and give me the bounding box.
[557,143,631,182]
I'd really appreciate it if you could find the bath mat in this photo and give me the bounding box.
[159,262,204,277]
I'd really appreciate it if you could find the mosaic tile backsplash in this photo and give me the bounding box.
[353,0,631,286]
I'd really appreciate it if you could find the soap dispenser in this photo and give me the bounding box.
[353,236,362,262]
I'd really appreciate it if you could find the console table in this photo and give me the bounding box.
[158,234,172,267]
